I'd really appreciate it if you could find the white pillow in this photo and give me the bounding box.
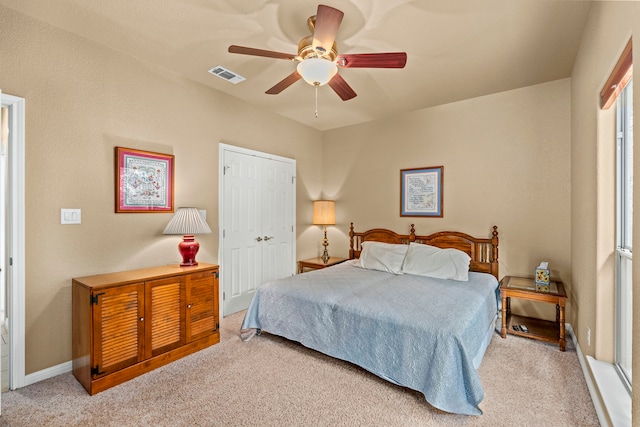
[401,242,471,281]
[359,241,409,274]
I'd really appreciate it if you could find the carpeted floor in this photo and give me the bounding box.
[0,310,598,426]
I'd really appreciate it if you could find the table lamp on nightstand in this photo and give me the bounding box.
[163,207,212,266]
[313,200,335,264]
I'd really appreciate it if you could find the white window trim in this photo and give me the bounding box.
[614,79,633,389]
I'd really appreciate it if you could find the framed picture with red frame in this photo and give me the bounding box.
[115,147,174,213]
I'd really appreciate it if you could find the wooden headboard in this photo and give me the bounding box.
[349,223,499,280]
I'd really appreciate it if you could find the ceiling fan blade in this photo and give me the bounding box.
[337,52,407,68]
[312,5,344,54]
[266,71,302,94]
[228,45,297,61]
[328,73,357,101]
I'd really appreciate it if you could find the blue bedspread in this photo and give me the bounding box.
[241,260,499,415]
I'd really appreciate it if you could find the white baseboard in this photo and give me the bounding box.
[23,360,72,388]
[567,324,608,426]
[568,323,631,427]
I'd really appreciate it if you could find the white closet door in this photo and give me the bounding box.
[260,158,294,285]
[221,146,295,316]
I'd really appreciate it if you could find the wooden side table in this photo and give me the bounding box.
[298,257,348,273]
[499,275,567,351]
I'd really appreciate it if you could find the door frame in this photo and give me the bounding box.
[1,93,26,390]
[218,143,296,317]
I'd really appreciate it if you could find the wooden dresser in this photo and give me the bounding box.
[72,263,219,395]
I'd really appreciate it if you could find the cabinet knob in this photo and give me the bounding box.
[187,304,192,309]
[139,317,144,322]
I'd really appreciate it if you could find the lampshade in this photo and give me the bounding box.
[313,200,335,226]
[163,207,212,235]
[164,208,212,267]
[297,58,338,86]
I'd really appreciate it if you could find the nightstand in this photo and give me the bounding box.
[499,275,567,351]
[298,257,348,273]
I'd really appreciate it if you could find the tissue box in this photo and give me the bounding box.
[535,267,550,291]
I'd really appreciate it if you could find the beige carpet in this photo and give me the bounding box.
[0,311,598,426]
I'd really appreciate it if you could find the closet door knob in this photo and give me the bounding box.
[256,236,263,242]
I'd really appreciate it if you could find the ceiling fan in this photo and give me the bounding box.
[228,4,407,102]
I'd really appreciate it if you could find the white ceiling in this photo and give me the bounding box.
[0,0,593,131]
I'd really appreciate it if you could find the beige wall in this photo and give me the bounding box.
[570,1,640,422]
[323,79,572,321]
[0,6,324,373]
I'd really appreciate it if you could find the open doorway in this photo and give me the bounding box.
[1,102,7,391]
[1,92,26,396]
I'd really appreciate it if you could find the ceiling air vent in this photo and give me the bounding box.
[208,66,245,84]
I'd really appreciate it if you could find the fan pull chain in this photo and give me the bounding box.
[315,83,319,118]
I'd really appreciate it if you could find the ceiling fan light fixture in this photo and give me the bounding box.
[228,5,405,102]
[297,58,337,86]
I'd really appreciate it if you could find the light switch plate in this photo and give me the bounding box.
[61,208,81,224]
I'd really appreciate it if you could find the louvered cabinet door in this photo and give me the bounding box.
[186,270,218,342]
[145,276,186,358]
[92,283,145,377]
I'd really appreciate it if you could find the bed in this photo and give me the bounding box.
[241,223,499,416]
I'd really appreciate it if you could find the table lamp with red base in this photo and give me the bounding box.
[163,207,212,266]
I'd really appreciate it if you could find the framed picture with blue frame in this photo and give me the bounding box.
[400,166,443,217]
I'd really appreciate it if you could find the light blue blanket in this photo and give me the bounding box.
[241,260,499,415]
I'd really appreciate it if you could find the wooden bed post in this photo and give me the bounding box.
[349,222,355,259]
[409,224,416,242]
[491,225,499,279]
[491,225,499,260]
